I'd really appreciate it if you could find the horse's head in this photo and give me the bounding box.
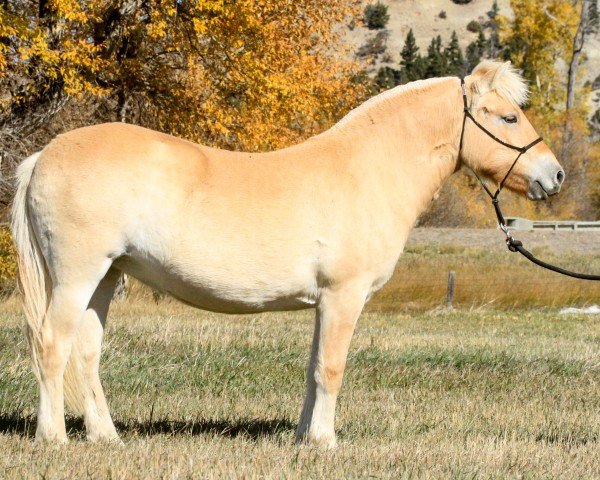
[460,61,564,200]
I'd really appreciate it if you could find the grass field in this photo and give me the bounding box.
[1,295,600,479]
[1,234,600,478]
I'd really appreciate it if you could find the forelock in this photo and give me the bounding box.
[472,60,529,107]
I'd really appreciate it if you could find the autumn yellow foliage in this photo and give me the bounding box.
[0,226,16,296]
[0,0,367,152]
[499,0,580,117]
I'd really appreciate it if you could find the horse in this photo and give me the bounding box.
[11,60,564,447]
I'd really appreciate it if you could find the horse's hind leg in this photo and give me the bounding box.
[36,274,108,442]
[64,267,121,442]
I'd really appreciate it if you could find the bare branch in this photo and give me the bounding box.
[543,7,570,30]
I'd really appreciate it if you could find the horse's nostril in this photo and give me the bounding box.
[556,170,565,185]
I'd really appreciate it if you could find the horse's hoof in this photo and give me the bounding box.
[35,433,68,445]
[297,431,337,450]
[87,431,123,446]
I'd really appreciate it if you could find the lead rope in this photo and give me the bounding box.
[459,77,600,281]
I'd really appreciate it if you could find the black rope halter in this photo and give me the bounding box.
[458,77,600,281]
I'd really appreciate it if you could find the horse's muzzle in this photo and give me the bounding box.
[527,168,565,201]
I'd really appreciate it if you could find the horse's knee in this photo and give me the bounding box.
[325,365,343,383]
[315,357,346,393]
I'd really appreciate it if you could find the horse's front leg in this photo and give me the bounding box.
[296,283,367,448]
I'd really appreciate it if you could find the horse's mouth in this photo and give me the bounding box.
[527,181,550,201]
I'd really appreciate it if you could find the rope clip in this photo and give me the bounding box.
[499,222,511,237]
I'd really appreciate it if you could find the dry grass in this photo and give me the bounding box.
[1,295,600,479]
[368,242,600,311]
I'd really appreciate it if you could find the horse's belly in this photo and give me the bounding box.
[114,255,318,314]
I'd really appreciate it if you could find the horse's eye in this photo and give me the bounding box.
[503,115,518,124]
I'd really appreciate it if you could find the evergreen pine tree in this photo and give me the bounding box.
[466,42,480,71]
[487,0,500,58]
[487,0,500,20]
[445,30,464,75]
[425,35,447,78]
[466,31,487,71]
[375,66,402,89]
[476,31,488,57]
[414,54,427,79]
[400,29,422,82]
[364,1,390,30]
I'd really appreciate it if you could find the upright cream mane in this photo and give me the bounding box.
[333,77,448,130]
[335,61,528,133]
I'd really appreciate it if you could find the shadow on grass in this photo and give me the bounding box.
[0,411,295,440]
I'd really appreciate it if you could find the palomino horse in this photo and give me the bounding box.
[12,61,564,447]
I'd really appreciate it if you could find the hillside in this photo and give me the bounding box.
[346,0,599,86]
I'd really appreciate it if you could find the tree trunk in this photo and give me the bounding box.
[566,0,591,111]
[561,0,592,165]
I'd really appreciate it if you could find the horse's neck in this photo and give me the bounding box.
[328,77,463,228]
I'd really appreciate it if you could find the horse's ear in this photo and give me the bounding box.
[490,61,511,88]
[470,60,528,105]
[470,61,509,96]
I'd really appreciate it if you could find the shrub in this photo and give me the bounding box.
[357,31,389,58]
[452,0,473,4]
[0,226,17,297]
[467,20,482,33]
[375,66,401,89]
[364,2,390,30]
[439,10,447,19]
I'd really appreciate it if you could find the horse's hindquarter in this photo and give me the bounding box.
[35,123,406,313]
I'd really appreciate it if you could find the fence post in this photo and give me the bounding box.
[446,270,455,310]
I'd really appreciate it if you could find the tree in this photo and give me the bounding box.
[466,43,479,72]
[400,29,424,82]
[445,31,465,76]
[364,2,390,30]
[467,20,482,33]
[487,0,501,58]
[566,0,593,111]
[0,0,368,207]
[476,31,488,57]
[425,35,446,78]
[466,31,487,71]
[500,0,579,115]
[375,66,401,89]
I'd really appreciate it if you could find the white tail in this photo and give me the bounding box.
[11,151,88,415]
[11,152,47,382]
